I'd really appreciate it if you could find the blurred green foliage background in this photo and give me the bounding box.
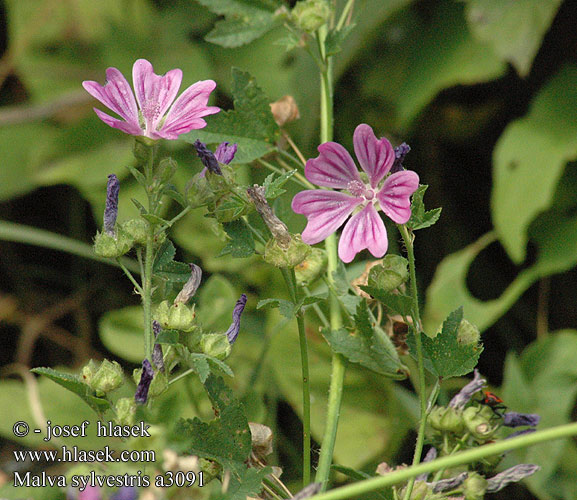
[1,1,577,499]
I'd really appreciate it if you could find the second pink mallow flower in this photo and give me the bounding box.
[292,124,419,263]
[83,59,220,140]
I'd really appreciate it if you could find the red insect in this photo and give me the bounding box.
[479,390,507,417]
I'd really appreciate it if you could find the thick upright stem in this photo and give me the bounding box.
[399,224,427,500]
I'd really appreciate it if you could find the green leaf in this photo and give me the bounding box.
[155,329,180,345]
[197,275,237,331]
[174,375,251,475]
[492,65,577,263]
[223,467,271,500]
[155,260,193,283]
[395,1,506,128]
[322,301,406,378]
[219,219,255,258]
[206,16,279,48]
[414,307,483,378]
[262,170,297,199]
[214,195,249,222]
[359,286,414,317]
[31,367,111,414]
[464,0,563,77]
[188,355,210,383]
[99,306,144,363]
[162,186,187,208]
[184,68,279,163]
[153,240,176,272]
[126,164,146,186]
[257,298,294,319]
[325,24,355,57]
[407,185,442,230]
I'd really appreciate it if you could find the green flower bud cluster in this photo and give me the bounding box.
[81,359,124,396]
[429,404,498,446]
[155,300,196,332]
[264,234,311,268]
[200,333,231,360]
[292,0,330,33]
[368,255,409,292]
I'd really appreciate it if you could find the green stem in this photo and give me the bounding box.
[116,258,143,294]
[0,220,140,273]
[308,422,577,500]
[281,267,311,487]
[398,224,427,500]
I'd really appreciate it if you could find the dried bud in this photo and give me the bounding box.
[292,0,330,32]
[416,447,437,481]
[291,482,322,500]
[152,320,164,372]
[155,300,196,332]
[134,359,154,404]
[450,369,486,409]
[200,333,231,360]
[194,140,222,175]
[104,174,120,235]
[89,359,124,396]
[505,428,536,439]
[294,247,327,285]
[226,294,247,344]
[110,486,137,500]
[214,142,237,165]
[249,422,273,461]
[367,254,409,292]
[390,142,411,173]
[247,186,291,248]
[115,398,137,427]
[120,218,148,246]
[174,264,203,304]
[486,464,540,493]
[503,412,540,428]
[431,471,468,493]
[270,95,300,126]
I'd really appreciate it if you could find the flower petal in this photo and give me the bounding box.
[83,67,139,127]
[338,204,388,263]
[305,142,362,189]
[292,190,361,245]
[160,80,219,140]
[377,170,419,224]
[353,124,395,187]
[92,108,143,136]
[132,59,183,136]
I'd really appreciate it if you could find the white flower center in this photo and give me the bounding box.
[347,180,375,202]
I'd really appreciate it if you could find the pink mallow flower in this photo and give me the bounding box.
[83,59,219,140]
[292,124,419,263]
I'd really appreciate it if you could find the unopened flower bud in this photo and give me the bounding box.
[270,95,300,126]
[462,472,488,500]
[89,359,124,396]
[93,228,133,258]
[429,406,464,434]
[503,412,540,428]
[194,140,222,175]
[104,174,120,235]
[391,143,411,173]
[201,333,232,360]
[226,294,247,344]
[292,0,330,32]
[463,406,497,441]
[115,398,137,426]
[295,247,327,285]
[264,235,311,268]
[81,359,99,386]
[157,157,178,183]
[486,464,540,493]
[367,254,409,292]
[155,300,196,332]
[120,218,148,246]
[186,173,214,208]
[247,185,291,248]
[174,264,202,304]
[134,359,154,404]
[450,369,486,409]
[214,142,237,165]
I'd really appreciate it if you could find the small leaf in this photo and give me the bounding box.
[407,185,442,231]
[257,298,294,319]
[218,219,255,258]
[263,170,297,199]
[412,307,483,378]
[126,165,146,186]
[131,198,147,214]
[162,186,187,208]
[206,16,279,48]
[155,329,180,345]
[360,286,414,317]
[31,368,111,414]
[325,24,355,57]
[214,196,248,223]
[153,240,176,272]
[155,260,192,283]
[141,213,168,226]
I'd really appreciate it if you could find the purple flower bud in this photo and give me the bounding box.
[247,185,291,249]
[194,140,222,175]
[110,486,138,500]
[390,142,411,173]
[430,471,468,493]
[226,294,247,344]
[104,174,120,235]
[174,264,202,304]
[503,412,540,428]
[416,447,437,481]
[486,464,540,493]
[215,142,237,165]
[291,482,322,499]
[152,320,164,372]
[135,359,154,404]
[449,369,486,409]
[505,428,536,439]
